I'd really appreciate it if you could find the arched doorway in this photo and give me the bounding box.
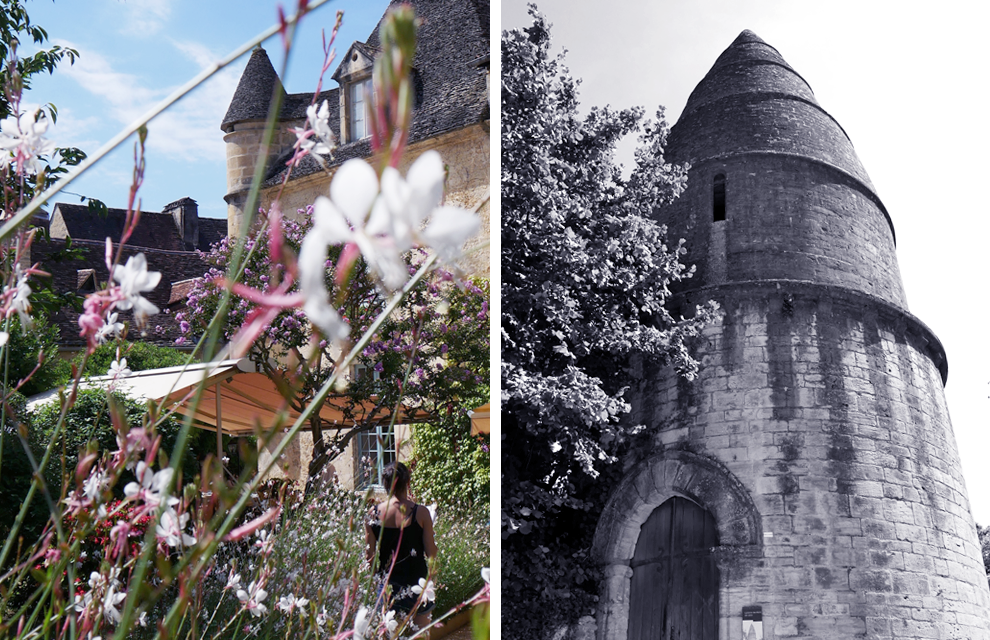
[628,497,719,640]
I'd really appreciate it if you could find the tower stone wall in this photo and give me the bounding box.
[593,30,990,640]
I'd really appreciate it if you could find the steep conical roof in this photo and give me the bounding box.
[658,30,905,309]
[666,30,875,192]
[221,47,286,131]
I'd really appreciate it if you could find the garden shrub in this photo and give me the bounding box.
[75,339,195,377]
[4,314,71,397]
[29,388,217,501]
[431,505,489,617]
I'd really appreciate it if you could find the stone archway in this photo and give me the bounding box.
[592,449,763,640]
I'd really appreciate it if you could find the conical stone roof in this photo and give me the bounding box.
[666,30,876,193]
[221,47,286,132]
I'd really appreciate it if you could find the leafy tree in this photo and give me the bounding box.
[178,218,489,486]
[978,524,990,588]
[4,314,70,397]
[501,9,718,637]
[75,339,195,378]
[0,0,95,209]
[28,388,217,505]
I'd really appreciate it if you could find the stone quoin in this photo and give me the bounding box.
[592,30,990,640]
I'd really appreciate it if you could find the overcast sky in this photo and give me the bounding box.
[23,0,390,220]
[503,0,990,524]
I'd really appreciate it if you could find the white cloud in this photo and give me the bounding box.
[170,39,221,70]
[115,0,173,35]
[52,38,242,164]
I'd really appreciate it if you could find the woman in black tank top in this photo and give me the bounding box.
[365,462,438,635]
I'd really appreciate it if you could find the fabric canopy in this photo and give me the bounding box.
[27,359,428,436]
[468,402,490,435]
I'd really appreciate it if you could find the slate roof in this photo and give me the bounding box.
[221,46,286,128]
[31,238,215,350]
[51,203,227,253]
[222,0,490,187]
[199,218,228,252]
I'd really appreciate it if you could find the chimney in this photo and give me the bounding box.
[164,197,199,250]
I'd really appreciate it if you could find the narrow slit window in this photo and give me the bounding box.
[713,174,726,222]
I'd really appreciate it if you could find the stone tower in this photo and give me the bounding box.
[221,46,296,237]
[592,31,990,639]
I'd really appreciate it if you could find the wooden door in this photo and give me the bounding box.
[628,497,719,640]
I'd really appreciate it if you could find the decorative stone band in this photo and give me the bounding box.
[681,150,895,244]
[670,279,948,384]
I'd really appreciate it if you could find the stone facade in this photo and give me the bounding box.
[592,31,990,639]
[220,0,489,491]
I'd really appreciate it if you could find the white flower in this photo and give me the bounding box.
[481,567,490,583]
[138,611,148,627]
[293,100,336,155]
[155,506,196,548]
[112,253,161,324]
[0,110,57,175]
[419,206,482,263]
[124,461,177,511]
[411,578,435,602]
[383,609,398,634]
[277,593,309,616]
[107,357,132,379]
[4,264,32,329]
[226,572,242,591]
[101,584,127,624]
[353,606,370,640]
[83,469,108,502]
[379,150,481,263]
[315,606,329,628]
[96,312,124,344]
[300,159,406,299]
[0,331,7,346]
[237,580,269,618]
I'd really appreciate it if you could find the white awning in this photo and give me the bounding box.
[26,359,426,436]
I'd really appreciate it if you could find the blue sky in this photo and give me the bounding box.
[504,0,990,523]
[23,0,391,220]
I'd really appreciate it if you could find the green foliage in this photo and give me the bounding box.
[29,388,215,501]
[412,414,489,509]
[0,391,48,544]
[75,340,194,378]
[501,10,718,637]
[4,314,71,397]
[432,508,488,616]
[406,277,490,509]
[0,0,78,121]
[978,524,990,587]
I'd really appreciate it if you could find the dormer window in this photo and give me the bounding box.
[348,77,372,142]
[332,43,383,144]
[77,269,97,292]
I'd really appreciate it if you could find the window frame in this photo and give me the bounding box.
[355,423,395,491]
[347,77,373,143]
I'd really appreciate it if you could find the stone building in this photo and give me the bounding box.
[221,0,490,276]
[220,0,490,490]
[32,198,225,354]
[592,31,990,639]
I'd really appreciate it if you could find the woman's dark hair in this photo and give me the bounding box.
[382,461,411,494]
